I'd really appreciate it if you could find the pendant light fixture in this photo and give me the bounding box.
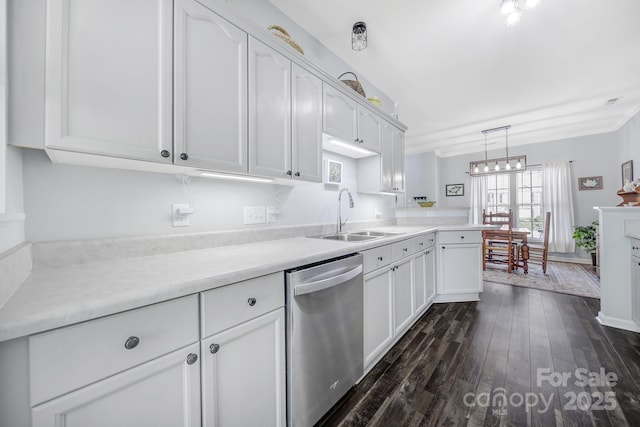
[500,0,542,26]
[470,125,527,176]
[351,22,367,51]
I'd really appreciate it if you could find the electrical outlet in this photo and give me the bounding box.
[244,206,266,225]
[266,206,278,223]
[172,203,191,227]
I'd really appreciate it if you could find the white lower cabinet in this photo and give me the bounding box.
[632,242,640,326]
[32,343,201,427]
[201,308,286,427]
[437,242,483,302]
[363,267,394,368]
[413,246,436,316]
[393,257,414,336]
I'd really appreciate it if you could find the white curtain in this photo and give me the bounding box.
[470,175,487,224]
[543,161,575,253]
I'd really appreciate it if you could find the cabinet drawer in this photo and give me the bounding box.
[392,238,416,261]
[201,272,284,338]
[29,294,199,406]
[438,230,482,245]
[414,232,436,251]
[361,245,393,273]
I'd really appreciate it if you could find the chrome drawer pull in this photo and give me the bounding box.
[247,297,257,306]
[124,336,140,350]
[210,343,220,354]
[186,353,198,365]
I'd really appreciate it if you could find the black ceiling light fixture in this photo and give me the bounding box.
[351,21,367,51]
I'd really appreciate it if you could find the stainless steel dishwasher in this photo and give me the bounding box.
[286,253,364,427]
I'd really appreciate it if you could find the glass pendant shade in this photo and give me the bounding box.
[500,0,517,15]
[352,22,367,51]
[525,0,541,9]
[506,9,522,25]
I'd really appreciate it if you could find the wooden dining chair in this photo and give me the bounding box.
[527,212,551,273]
[482,209,516,273]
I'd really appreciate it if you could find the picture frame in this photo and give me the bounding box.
[622,160,634,186]
[325,159,343,185]
[578,176,603,191]
[445,183,464,197]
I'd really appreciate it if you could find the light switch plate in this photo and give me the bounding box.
[244,206,266,225]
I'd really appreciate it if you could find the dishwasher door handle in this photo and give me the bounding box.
[294,265,363,296]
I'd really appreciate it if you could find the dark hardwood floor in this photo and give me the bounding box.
[318,282,640,426]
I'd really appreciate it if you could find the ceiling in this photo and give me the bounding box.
[267,0,640,157]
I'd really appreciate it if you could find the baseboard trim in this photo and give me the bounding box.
[547,255,592,265]
[597,311,640,333]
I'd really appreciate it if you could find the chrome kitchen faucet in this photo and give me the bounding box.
[337,188,355,234]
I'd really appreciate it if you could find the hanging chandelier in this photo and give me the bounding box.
[351,22,367,51]
[469,125,526,176]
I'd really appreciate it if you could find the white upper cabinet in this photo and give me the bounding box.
[391,127,405,192]
[323,85,382,153]
[45,0,173,163]
[357,107,382,153]
[174,0,248,172]
[357,120,405,193]
[291,64,323,182]
[323,85,358,145]
[248,37,291,179]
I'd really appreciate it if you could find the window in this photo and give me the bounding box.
[484,167,544,240]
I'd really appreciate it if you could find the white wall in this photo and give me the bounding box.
[617,110,640,178]
[0,146,24,253]
[404,151,438,207]
[22,149,394,242]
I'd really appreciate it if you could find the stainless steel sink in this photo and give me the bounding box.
[314,233,379,242]
[308,230,404,242]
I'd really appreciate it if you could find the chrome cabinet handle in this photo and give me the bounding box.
[124,336,140,350]
[186,353,198,365]
[295,172,300,177]
[403,248,408,252]
[160,150,170,158]
[460,236,465,239]
[378,256,383,261]
[180,153,189,160]
[247,298,257,306]
[210,343,220,354]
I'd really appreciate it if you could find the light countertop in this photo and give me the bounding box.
[0,224,490,342]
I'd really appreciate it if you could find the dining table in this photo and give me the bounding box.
[483,226,531,273]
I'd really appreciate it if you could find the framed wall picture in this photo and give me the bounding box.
[578,176,603,191]
[445,183,464,196]
[325,159,343,185]
[622,160,634,186]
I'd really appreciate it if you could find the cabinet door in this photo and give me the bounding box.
[394,257,414,335]
[438,244,483,294]
[425,248,437,305]
[201,309,286,427]
[363,267,394,368]
[323,85,358,144]
[291,64,323,182]
[413,251,427,315]
[45,0,173,163]
[248,37,291,179]
[174,0,247,172]
[31,343,201,427]
[633,257,640,325]
[358,106,382,152]
[381,122,394,191]
[392,128,405,191]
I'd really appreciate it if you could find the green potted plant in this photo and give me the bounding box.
[572,221,598,266]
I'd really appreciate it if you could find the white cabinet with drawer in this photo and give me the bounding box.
[200,272,286,427]
[436,229,483,302]
[28,295,201,427]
